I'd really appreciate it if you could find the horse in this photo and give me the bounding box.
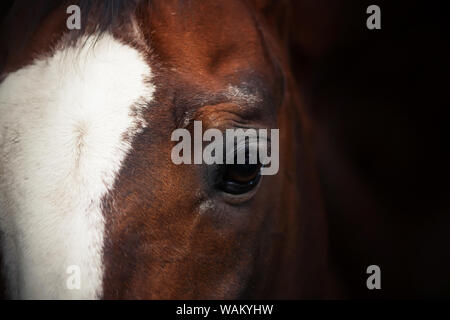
[0,0,337,299]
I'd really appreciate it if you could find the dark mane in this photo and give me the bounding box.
[0,0,145,70]
[2,0,143,32]
[77,0,143,34]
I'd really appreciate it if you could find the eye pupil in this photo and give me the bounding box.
[223,163,261,183]
[217,162,262,195]
[214,144,263,195]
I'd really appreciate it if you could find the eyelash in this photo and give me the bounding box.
[212,144,263,195]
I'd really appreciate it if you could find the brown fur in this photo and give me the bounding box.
[0,0,337,299]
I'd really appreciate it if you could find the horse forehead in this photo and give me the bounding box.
[149,0,269,73]
[0,33,155,299]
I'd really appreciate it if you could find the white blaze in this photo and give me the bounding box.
[0,33,154,299]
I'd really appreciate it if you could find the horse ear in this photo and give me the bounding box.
[248,0,291,43]
[249,0,286,11]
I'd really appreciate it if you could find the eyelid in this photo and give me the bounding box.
[224,137,268,165]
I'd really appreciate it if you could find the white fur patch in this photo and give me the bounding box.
[0,34,154,299]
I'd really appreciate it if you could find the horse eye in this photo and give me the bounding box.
[217,162,262,195]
